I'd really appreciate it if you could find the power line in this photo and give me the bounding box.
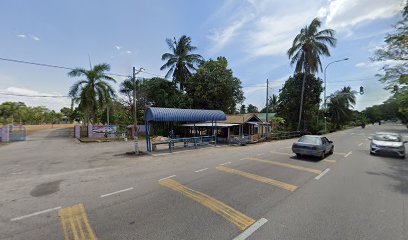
[0,56,168,79]
[0,91,69,98]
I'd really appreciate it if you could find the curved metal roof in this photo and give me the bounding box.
[145,107,226,122]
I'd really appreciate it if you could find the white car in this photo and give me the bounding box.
[368,132,407,159]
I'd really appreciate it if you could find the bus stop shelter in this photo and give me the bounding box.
[144,107,227,152]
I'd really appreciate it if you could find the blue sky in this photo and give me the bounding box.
[0,0,405,111]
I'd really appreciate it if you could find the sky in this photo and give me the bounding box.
[0,0,406,111]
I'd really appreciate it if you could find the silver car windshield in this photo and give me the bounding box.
[373,134,401,142]
[298,136,321,145]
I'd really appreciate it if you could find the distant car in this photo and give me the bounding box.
[369,132,407,159]
[292,135,334,159]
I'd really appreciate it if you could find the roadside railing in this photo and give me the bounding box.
[269,131,304,140]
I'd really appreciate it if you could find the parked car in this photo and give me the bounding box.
[368,132,407,159]
[292,135,334,159]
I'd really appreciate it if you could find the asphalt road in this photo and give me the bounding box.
[0,123,407,240]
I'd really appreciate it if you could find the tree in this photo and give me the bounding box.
[372,3,408,122]
[287,17,336,130]
[239,105,246,114]
[160,35,204,90]
[185,57,245,114]
[261,94,278,113]
[68,63,116,125]
[247,104,258,113]
[327,86,356,130]
[276,73,323,131]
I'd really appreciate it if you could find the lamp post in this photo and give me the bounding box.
[133,67,145,154]
[323,58,349,132]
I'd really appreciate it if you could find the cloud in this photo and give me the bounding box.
[355,59,403,69]
[17,34,26,38]
[115,45,122,50]
[243,75,288,96]
[31,35,40,41]
[206,0,404,57]
[126,50,132,54]
[323,0,403,29]
[0,87,71,111]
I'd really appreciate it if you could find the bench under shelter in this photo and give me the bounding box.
[144,107,227,152]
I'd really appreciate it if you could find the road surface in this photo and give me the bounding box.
[0,124,407,239]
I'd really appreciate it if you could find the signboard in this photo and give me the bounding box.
[92,125,117,135]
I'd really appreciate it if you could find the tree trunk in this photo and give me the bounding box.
[297,72,307,131]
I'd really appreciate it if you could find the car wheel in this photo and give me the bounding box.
[296,153,301,158]
[320,151,325,160]
[400,154,406,159]
[329,147,334,155]
[370,151,375,155]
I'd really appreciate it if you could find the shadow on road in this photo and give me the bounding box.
[365,156,408,195]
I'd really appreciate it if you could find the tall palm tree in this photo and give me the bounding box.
[68,63,116,125]
[287,18,336,130]
[328,86,356,129]
[160,35,204,90]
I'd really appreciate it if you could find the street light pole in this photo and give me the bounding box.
[323,58,349,132]
[132,66,145,154]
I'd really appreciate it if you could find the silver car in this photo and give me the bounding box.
[369,132,407,159]
[292,135,334,159]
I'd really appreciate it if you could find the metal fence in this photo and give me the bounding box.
[269,131,303,140]
[9,126,26,142]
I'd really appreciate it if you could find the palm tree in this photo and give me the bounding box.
[287,18,336,130]
[68,63,116,125]
[328,86,356,129]
[160,35,204,90]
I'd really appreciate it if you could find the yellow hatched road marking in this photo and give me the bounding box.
[216,166,298,192]
[159,178,255,231]
[246,157,322,175]
[323,159,336,163]
[59,203,97,240]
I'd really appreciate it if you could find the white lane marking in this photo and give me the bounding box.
[159,175,176,181]
[279,146,291,150]
[315,168,330,180]
[220,162,232,166]
[233,218,268,240]
[344,151,353,158]
[358,143,363,146]
[100,187,134,198]
[256,153,265,156]
[194,168,208,173]
[11,206,61,221]
[240,158,246,161]
[350,133,355,135]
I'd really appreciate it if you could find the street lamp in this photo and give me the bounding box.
[323,58,349,132]
[133,67,145,154]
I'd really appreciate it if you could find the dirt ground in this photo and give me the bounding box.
[23,124,76,135]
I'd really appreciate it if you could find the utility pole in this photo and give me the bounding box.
[132,67,145,154]
[266,78,269,139]
[323,58,349,132]
[133,67,138,154]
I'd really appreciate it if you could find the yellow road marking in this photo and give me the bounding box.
[333,152,346,155]
[323,159,336,163]
[59,203,97,240]
[159,178,255,231]
[246,157,322,174]
[216,166,298,192]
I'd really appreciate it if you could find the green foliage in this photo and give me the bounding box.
[68,63,116,125]
[247,104,258,113]
[276,73,323,130]
[160,35,204,90]
[185,57,245,114]
[372,3,408,122]
[260,94,278,113]
[0,102,66,125]
[363,98,402,123]
[327,86,357,130]
[287,18,336,74]
[239,105,246,114]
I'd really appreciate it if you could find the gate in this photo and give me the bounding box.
[9,125,26,142]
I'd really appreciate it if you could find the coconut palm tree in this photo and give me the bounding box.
[287,18,337,130]
[68,63,116,125]
[327,86,356,129]
[160,35,204,90]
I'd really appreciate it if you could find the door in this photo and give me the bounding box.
[321,137,330,153]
